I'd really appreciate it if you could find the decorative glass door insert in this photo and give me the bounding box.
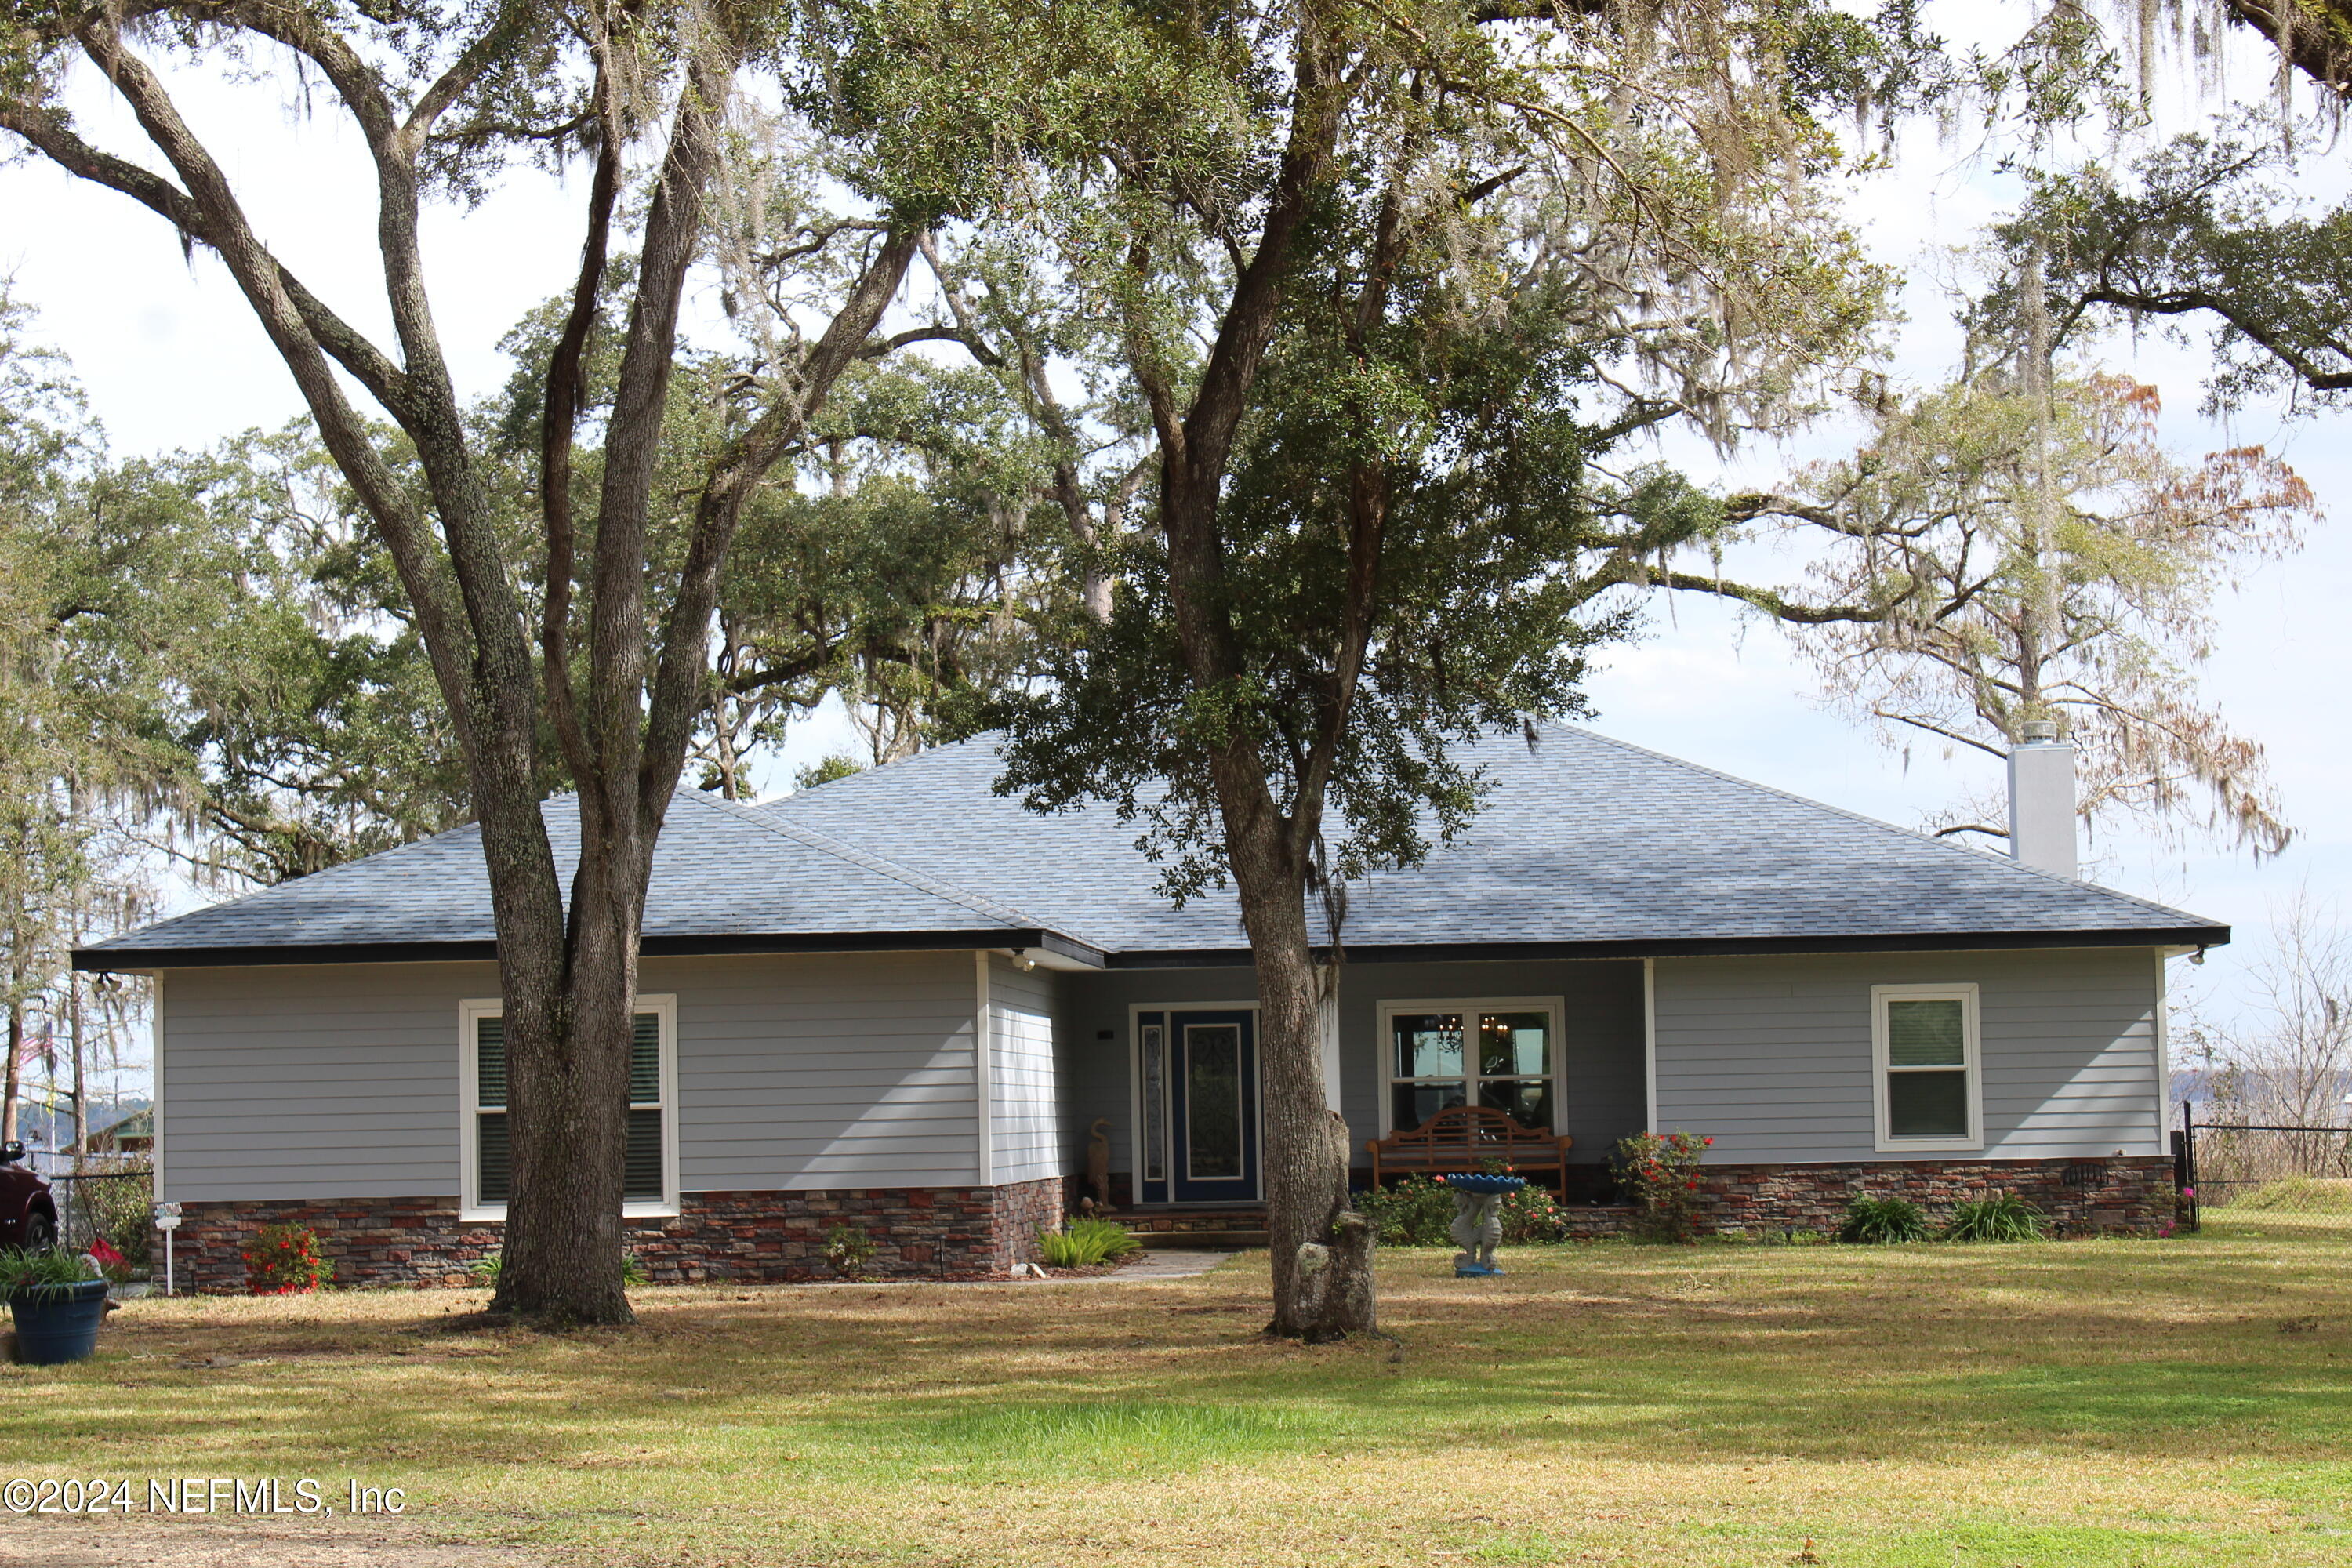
[1134,1008,1260,1204]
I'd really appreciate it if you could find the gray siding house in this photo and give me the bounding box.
[75,726,2220,1287]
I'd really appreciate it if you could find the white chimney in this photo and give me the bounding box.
[2008,720,2078,879]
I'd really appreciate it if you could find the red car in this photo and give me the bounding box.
[0,1142,58,1251]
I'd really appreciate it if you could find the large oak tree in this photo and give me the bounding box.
[2,1,943,1321]
[816,0,1904,1338]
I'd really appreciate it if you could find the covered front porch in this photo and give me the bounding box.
[1040,955,1652,1216]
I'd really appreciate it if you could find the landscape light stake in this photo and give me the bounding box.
[154,1201,180,1297]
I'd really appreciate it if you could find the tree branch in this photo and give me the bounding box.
[539,66,626,786]
[0,100,408,406]
[62,15,478,750]
[640,224,924,823]
[1876,710,2008,759]
[2078,283,2352,391]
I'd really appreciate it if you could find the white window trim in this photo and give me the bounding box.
[1871,982,1984,1153]
[1375,996,1567,1137]
[459,995,680,1221]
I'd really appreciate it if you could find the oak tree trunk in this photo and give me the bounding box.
[1166,440,1377,1341]
[1230,840,1376,1341]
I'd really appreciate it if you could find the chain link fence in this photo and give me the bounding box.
[44,1160,154,1270]
[2177,1109,2352,1233]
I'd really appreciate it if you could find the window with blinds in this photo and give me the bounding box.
[467,1004,672,1214]
[1871,985,1981,1150]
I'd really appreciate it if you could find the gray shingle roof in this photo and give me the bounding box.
[80,789,1032,963]
[769,725,2225,959]
[78,724,2227,969]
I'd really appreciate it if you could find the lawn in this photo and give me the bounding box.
[5,1227,2350,1567]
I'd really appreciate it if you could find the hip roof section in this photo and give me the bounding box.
[768,725,2227,960]
[77,724,2228,970]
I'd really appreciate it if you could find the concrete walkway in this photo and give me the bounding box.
[774,1248,1242,1288]
[1095,1248,1236,1280]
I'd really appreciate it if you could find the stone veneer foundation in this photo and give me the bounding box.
[171,1178,1067,1293]
[1695,1154,2176,1236]
[1367,1154,2175,1239]
[168,1156,2174,1290]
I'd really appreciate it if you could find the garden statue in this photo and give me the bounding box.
[1086,1117,1114,1209]
[1442,1172,1526,1277]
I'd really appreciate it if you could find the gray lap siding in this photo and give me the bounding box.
[1651,947,2167,1162]
[154,942,2170,1218]
[985,953,1069,1187]
[158,950,988,1204]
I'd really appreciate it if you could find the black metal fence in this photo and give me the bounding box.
[2176,1104,2352,1232]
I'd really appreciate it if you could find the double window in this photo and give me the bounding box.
[1379,998,1563,1134]
[460,996,678,1219]
[1871,984,1982,1151]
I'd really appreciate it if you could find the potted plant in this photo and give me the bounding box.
[1,1247,110,1366]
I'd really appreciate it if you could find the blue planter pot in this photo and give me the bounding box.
[9,1279,110,1366]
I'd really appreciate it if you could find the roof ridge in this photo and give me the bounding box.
[678,789,1061,938]
[1545,721,2222,927]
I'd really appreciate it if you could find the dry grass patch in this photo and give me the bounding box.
[5,1235,2350,1566]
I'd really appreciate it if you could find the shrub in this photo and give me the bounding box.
[243,1222,333,1294]
[1036,1218,1142,1269]
[823,1224,876,1279]
[1500,1183,1571,1245]
[1838,1195,1930,1244]
[1354,1175,1455,1245]
[75,1170,154,1271]
[1940,1190,2047,1243]
[0,1247,100,1301]
[1353,1174,1573,1246]
[1612,1131,1713,1243]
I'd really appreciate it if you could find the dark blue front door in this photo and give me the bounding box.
[1136,1008,1259,1205]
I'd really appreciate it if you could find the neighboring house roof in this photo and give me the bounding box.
[75,724,2228,971]
[72,1107,153,1153]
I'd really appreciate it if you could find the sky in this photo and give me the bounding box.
[2,7,2345,1086]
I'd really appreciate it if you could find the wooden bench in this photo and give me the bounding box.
[1364,1105,1575,1191]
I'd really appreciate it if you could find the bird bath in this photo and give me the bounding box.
[1442,1172,1526,1277]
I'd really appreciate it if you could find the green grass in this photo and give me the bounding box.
[2230,1175,2352,1213]
[7,1234,2352,1565]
